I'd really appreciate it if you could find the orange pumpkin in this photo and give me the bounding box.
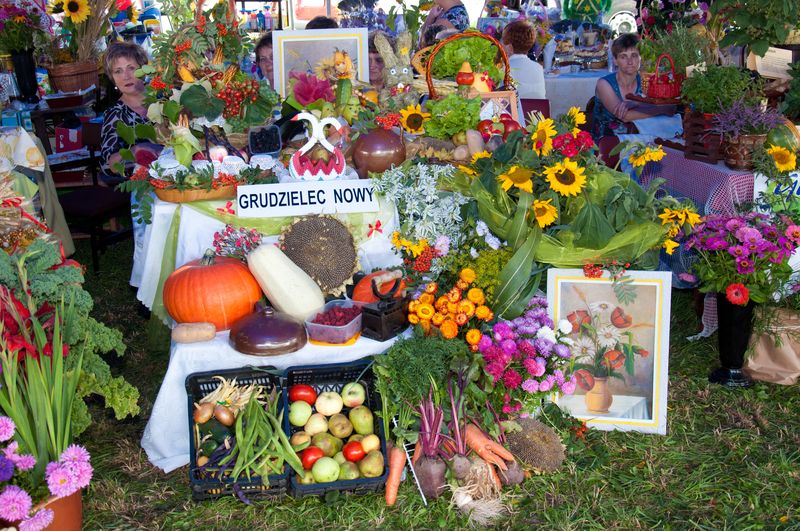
[163,250,262,330]
[352,271,407,303]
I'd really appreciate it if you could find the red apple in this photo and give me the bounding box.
[502,120,522,140]
[192,151,207,161]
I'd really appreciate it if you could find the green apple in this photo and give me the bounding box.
[289,401,313,427]
[315,392,343,416]
[341,382,366,408]
[311,457,340,483]
[348,405,374,435]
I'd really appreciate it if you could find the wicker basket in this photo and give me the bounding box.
[48,61,99,93]
[425,32,512,99]
[646,54,684,100]
[154,184,236,203]
[723,133,767,170]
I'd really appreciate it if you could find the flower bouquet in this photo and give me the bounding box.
[0,417,92,530]
[476,296,575,419]
[0,2,46,53]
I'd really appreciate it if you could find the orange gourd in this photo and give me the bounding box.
[352,271,406,303]
[163,250,262,330]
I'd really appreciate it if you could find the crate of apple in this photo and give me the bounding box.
[284,362,388,496]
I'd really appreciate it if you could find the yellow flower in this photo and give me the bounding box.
[408,300,419,313]
[128,4,139,25]
[683,209,701,227]
[663,239,679,255]
[475,305,491,320]
[628,151,649,168]
[498,165,534,193]
[63,0,90,24]
[471,150,491,164]
[666,225,680,238]
[459,268,477,284]
[416,303,435,320]
[458,300,476,317]
[644,146,665,162]
[439,319,459,339]
[544,158,586,197]
[408,313,420,324]
[531,118,556,156]
[431,312,446,326]
[465,328,482,345]
[767,144,797,172]
[467,288,485,305]
[13,15,26,22]
[567,106,587,135]
[532,198,558,228]
[658,208,680,225]
[407,239,429,257]
[458,165,476,176]
[418,293,434,305]
[399,104,430,134]
[47,0,63,14]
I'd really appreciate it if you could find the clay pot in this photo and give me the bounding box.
[351,128,406,179]
[1,491,82,531]
[723,133,767,170]
[585,377,613,413]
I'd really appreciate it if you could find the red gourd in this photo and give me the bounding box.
[352,271,406,304]
[163,250,261,330]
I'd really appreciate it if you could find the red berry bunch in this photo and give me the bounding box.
[174,40,192,53]
[411,246,439,273]
[375,112,402,130]
[149,75,168,90]
[582,263,603,278]
[218,80,260,119]
[312,305,362,326]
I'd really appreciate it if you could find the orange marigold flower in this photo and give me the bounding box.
[425,282,438,294]
[434,296,449,311]
[459,268,477,284]
[456,279,469,291]
[416,303,435,320]
[446,302,459,315]
[418,293,434,305]
[454,313,469,326]
[408,314,420,325]
[446,288,462,303]
[467,287,485,305]
[431,312,446,326]
[465,328,482,345]
[439,319,459,339]
[457,300,476,317]
[475,305,491,320]
[419,319,431,335]
[408,300,420,314]
[486,311,495,321]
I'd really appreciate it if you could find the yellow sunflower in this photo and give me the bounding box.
[458,165,476,176]
[399,104,431,134]
[498,165,534,193]
[567,106,587,135]
[47,1,63,14]
[767,144,797,172]
[531,118,556,156]
[63,0,90,23]
[628,150,649,168]
[470,150,491,164]
[532,198,558,228]
[543,158,586,196]
[128,4,139,24]
[683,209,701,226]
[644,146,665,162]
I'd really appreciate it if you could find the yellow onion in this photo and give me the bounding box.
[213,404,235,426]
[193,402,214,424]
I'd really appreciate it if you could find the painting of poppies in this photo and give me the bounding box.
[547,269,672,434]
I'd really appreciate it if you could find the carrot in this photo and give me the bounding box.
[488,463,503,490]
[464,424,512,471]
[385,446,406,506]
[412,440,422,466]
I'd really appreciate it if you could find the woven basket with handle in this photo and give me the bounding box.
[646,54,684,100]
[425,32,512,99]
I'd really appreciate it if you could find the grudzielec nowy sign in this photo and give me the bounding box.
[236,180,379,218]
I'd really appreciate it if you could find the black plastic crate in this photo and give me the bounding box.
[283,360,389,498]
[185,367,288,502]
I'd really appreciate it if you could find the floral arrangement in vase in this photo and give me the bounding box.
[46,0,120,64]
[476,296,575,417]
[752,140,800,218]
[685,212,800,306]
[0,417,92,530]
[0,2,46,53]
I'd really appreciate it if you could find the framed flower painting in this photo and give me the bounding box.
[547,268,672,434]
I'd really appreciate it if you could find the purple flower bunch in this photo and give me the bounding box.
[686,212,800,303]
[478,297,576,416]
[0,416,92,531]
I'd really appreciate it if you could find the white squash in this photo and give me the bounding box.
[247,244,325,321]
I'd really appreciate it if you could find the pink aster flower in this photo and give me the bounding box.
[560,380,577,395]
[71,461,93,489]
[785,224,800,244]
[517,339,536,357]
[521,378,540,393]
[14,454,36,471]
[500,339,517,357]
[477,334,493,352]
[502,369,522,390]
[0,416,15,441]
[0,485,33,522]
[46,463,78,498]
[60,445,90,464]
[3,440,18,459]
[19,508,54,531]
[523,357,545,377]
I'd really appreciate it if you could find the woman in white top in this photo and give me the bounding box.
[502,20,546,100]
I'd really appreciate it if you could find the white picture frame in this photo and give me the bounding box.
[547,268,672,435]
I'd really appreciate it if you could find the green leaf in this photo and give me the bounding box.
[572,201,617,249]
[162,100,182,123]
[494,227,541,318]
[751,40,770,58]
[134,124,157,142]
[507,191,533,250]
[115,122,135,145]
[180,84,224,120]
[119,148,134,162]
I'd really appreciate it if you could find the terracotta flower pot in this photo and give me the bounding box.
[723,133,767,170]
[0,491,82,531]
[584,376,613,413]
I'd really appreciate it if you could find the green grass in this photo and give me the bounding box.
[76,239,800,529]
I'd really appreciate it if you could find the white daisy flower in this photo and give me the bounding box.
[597,325,621,349]
[589,301,613,315]
[575,336,596,358]
[536,326,556,343]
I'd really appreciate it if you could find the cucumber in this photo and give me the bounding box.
[199,439,219,456]
[199,418,230,443]
[335,78,352,111]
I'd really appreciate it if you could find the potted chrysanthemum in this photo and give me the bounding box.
[686,212,800,388]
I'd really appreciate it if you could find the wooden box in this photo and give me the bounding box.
[683,111,722,164]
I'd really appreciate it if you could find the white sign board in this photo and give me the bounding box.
[236,180,379,218]
[749,47,793,79]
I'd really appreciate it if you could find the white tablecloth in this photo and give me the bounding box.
[557,394,649,420]
[545,70,607,117]
[141,331,398,472]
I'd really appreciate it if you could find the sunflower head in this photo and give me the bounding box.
[63,0,90,24]
[470,150,491,164]
[531,118,556,156]
[767,144,797,172]
[567,106,587,135]
[399,104,430,134]
[543,158,587,197]
[498,165,534,193]
[532,199,558,228]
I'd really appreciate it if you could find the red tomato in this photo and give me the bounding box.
[477,119,496,139]
[288,384,317,405]
[301,446,325,470]
[342,441,366,462]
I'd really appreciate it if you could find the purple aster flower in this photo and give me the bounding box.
[19,508,54,531]
[511,317,526,328]
[704,236,729,251]
[0,417,15,441]
[735,227,762,244]
[14,454,35,472]
[71,461,93,489]
[0,485,33,522]
[560,379,577,395]
[477,334,493,353]
[678,272,698,283]
[521,378,540,393]
[762,224,779,239]
[526,307,548,321]
[727,244,749,258]
[554,369,565,385]
[517,322,541,335]
[735,258,755,274]
[3,441,18,460]
[533,337,554,356]
[493,322,513,341]
[500,339,517,357]
[46,463,77,498]
[527,296,547,308]
[553,343,571,359]
[541,316,554,329]
[0,455,14,482]
[60,445,90,465]
[538,377,554,392]
[778,236,795,253]
[725,218,745,232]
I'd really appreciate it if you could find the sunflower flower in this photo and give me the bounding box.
[531,118,556,156]
[532,198,558,228]
[458,165,476,176]
[471,150,491,164]
[498,165,534,193]
[399,104,430,134]
[767,144,797,172]
[567,106,587,135]
[543,159,586,196]
[663,239,679,255]
[63,0,90,23]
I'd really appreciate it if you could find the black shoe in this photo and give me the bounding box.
[708,367,753,389]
